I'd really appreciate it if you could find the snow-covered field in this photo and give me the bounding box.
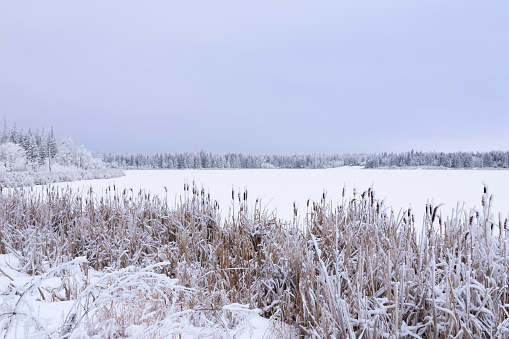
[50,167,509,225]
[0,167,509,338]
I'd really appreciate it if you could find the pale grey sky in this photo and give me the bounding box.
[1,1,508,155]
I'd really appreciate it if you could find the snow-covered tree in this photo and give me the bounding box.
[482,152,493,167]
[22,130,39,169]
[0,142,26,171]
[46,127,58,171]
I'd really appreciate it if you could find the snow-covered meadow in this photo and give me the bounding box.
[3,167,509,337]
[51,167,509,225]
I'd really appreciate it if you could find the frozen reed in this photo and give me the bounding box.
[0,182,508,337]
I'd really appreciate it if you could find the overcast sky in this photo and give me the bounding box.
[1,1,508,155]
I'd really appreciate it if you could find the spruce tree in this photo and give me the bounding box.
[46,127,58,171]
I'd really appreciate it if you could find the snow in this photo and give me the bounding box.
[45,167,509,225]
[0,254,278,338]
[0,255,70,338]
[4,167,509,337]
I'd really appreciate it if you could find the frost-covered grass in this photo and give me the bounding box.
[0,168,125,188]
[1,182,509,337]
[0,254,276,338]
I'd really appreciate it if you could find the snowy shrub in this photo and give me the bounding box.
[0,257,87,338]
[0,168,125,188]
[60,263,193,338]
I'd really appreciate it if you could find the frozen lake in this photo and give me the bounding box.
[47,167,509,225]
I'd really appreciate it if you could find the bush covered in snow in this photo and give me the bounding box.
[0,168,125,188]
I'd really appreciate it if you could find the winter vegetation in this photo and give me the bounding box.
[102,151,367,170]
[0,122,124,187]
[365,150,509,169]
[2,121,509,337]
[1,181,509,337]
[103,149,509,170]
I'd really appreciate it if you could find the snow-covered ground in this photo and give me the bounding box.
[5,167,509,337]
[46,167,509,224]
[0,254,282,338]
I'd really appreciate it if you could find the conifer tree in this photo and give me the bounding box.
[46,127,58,171]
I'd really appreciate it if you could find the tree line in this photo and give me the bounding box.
[102,149,509,170]
[3,121,507,171]
[102,151,369,169]
[365,150,509,169]
[0,122,105,172]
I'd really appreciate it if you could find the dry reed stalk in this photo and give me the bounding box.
[0,182,508,337]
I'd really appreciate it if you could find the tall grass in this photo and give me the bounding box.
[0,182,508,337]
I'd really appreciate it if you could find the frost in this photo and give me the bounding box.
[1,179,509,337]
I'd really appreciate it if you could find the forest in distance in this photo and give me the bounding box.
[102,149,509,170]
[2,122,509,176]
[1,122,108,172]
[0,122,122,187]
